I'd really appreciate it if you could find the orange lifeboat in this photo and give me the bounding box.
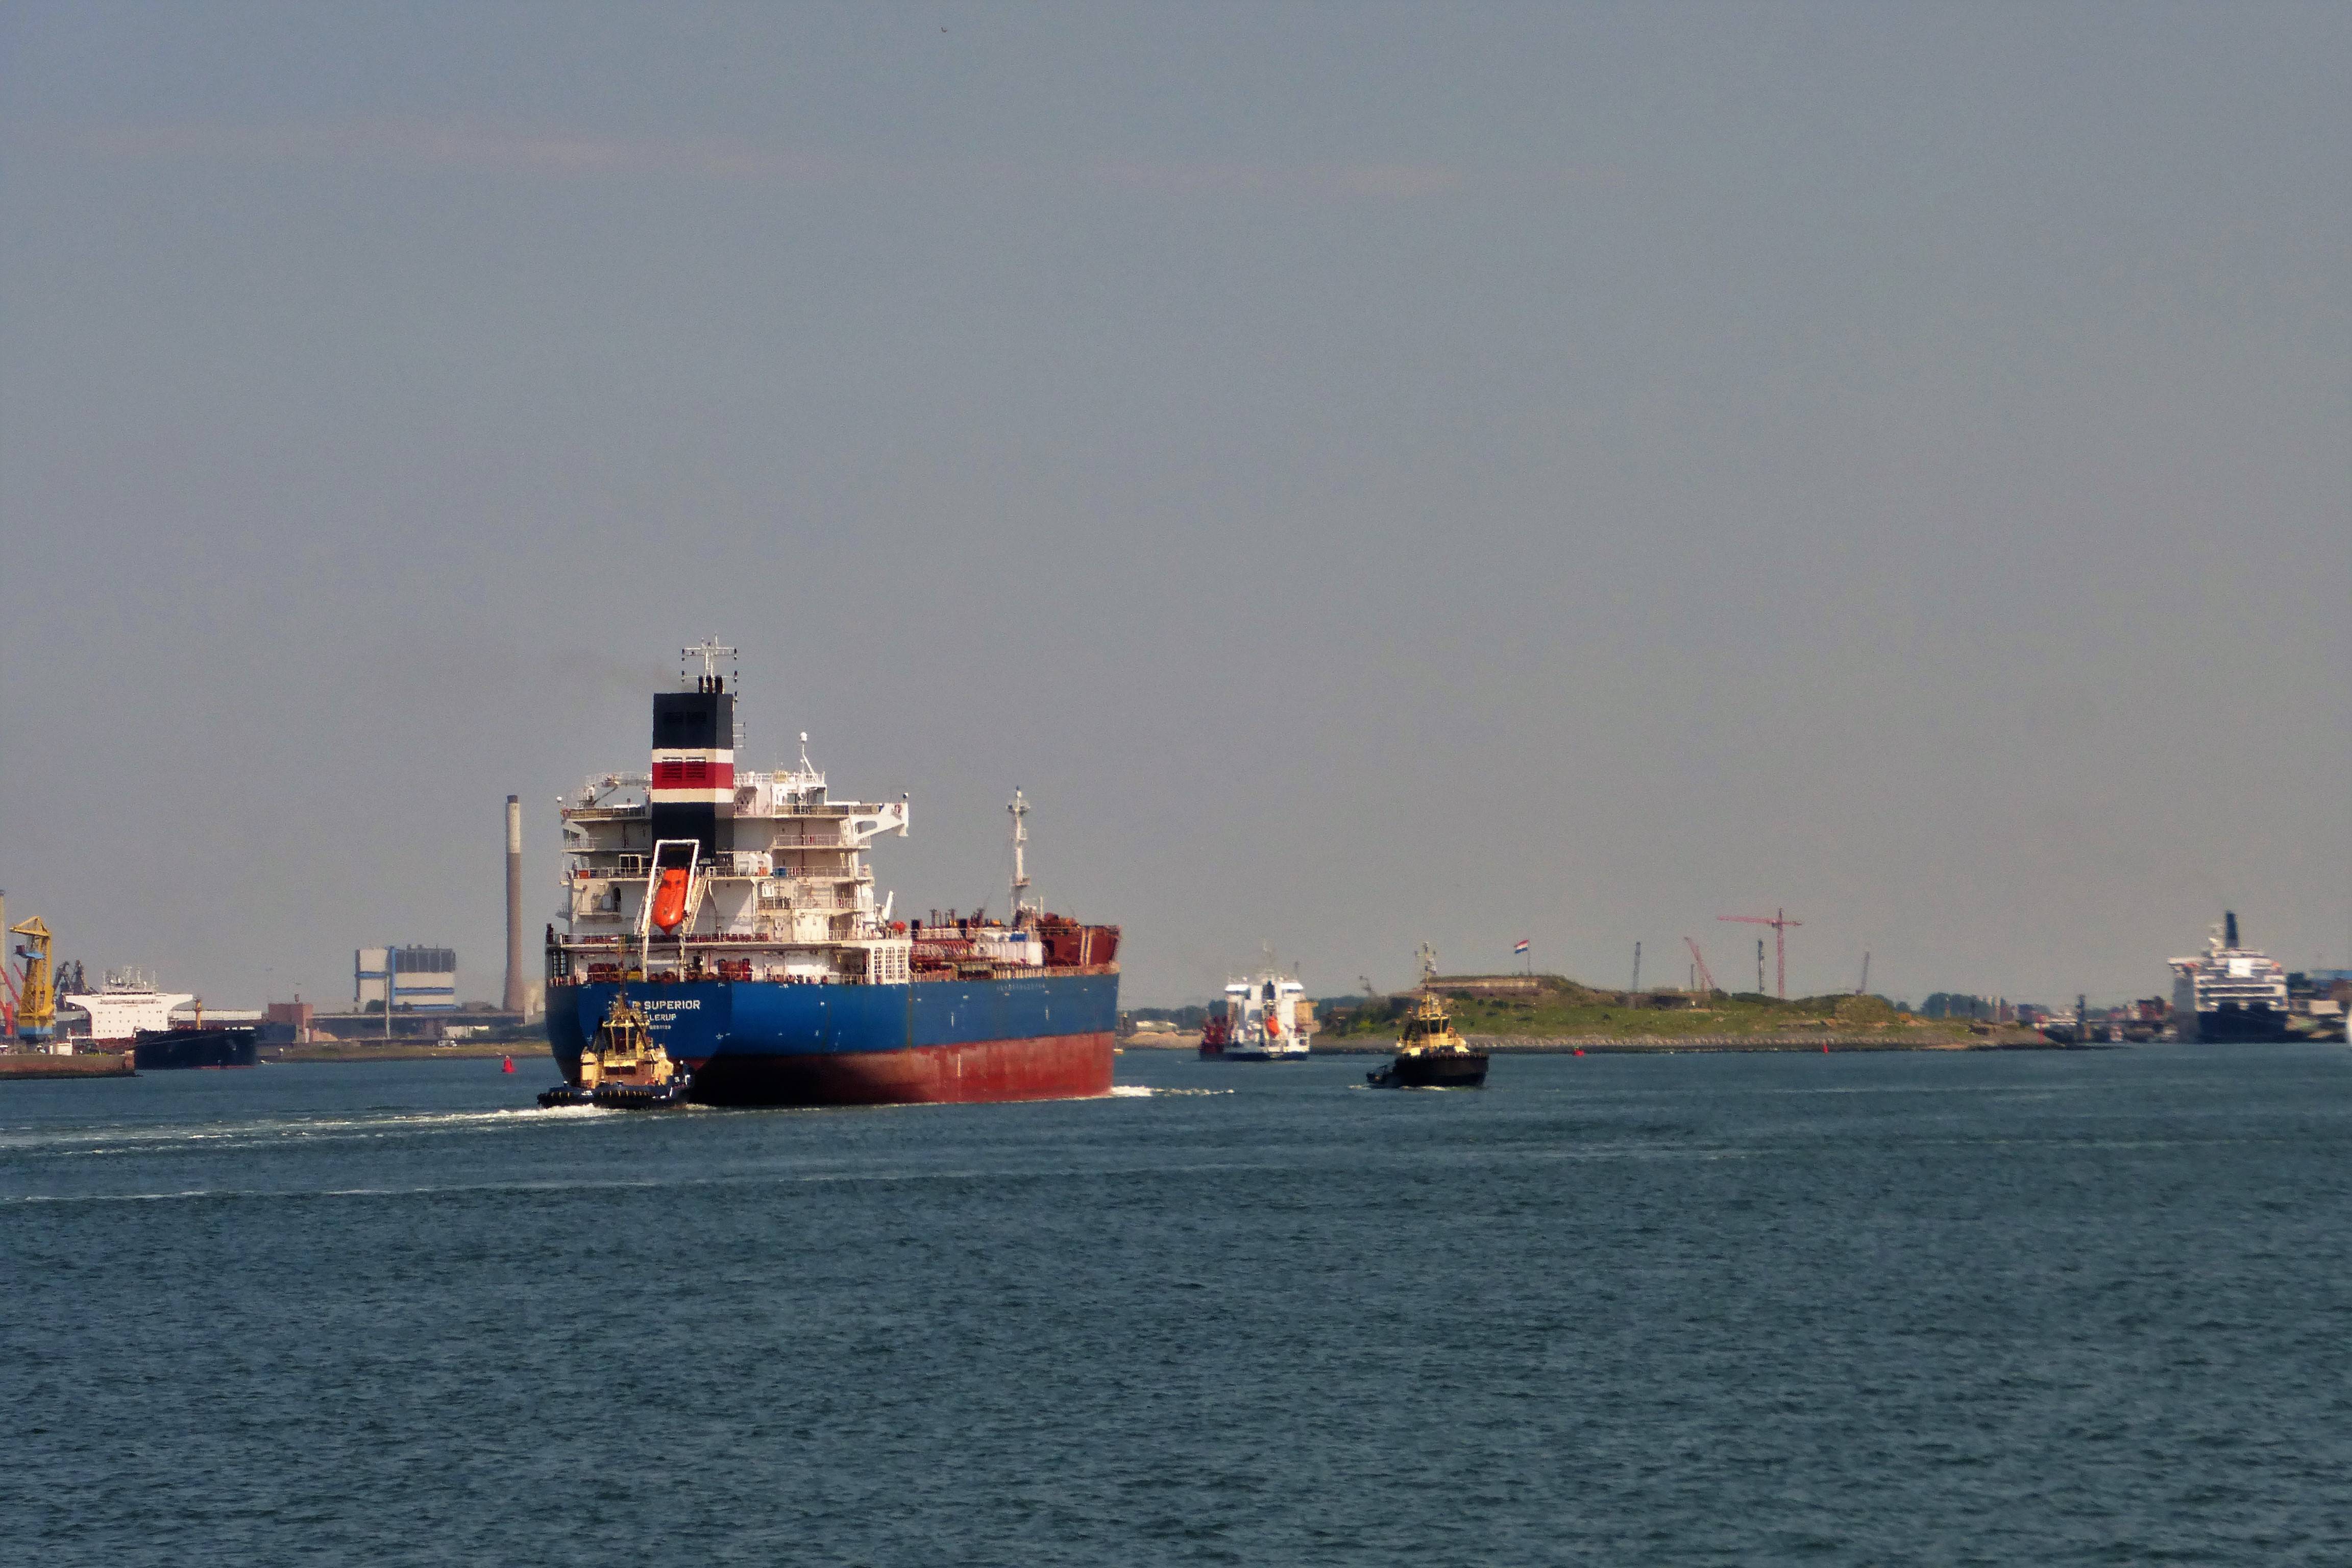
[650,866,691,932]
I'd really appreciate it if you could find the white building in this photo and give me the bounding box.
[355,946,458,1011]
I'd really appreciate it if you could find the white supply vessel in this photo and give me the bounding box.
[2168,912,2291,1043]
[1199,972,1313,1060]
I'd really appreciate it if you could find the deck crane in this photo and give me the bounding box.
[1682,937,1718,997]
[1718,908,1802,999]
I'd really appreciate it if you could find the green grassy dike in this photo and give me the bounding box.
[1314,976,2024,1050]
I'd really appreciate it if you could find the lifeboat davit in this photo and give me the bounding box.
[651,866,691,932]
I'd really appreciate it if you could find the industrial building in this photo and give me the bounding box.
[354,946,458,1011]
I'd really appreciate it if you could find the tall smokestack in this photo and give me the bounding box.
[502,795,526,1014]
[2224,910,2239,950]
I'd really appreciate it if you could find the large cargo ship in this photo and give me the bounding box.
[544,645,1119,1107]
[62,972,260,1069]
[129,1026,259,1070]
[2168,912,2292,1043]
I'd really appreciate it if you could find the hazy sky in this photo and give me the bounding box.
[3,3,2346,1010]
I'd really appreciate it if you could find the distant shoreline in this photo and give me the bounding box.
[264,1040,527,1064]
[1122,1030,2069,1055]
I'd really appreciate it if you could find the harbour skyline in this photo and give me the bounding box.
[3,4,2346,1009]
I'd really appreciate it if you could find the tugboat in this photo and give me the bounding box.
[538,993,689,1109]
[1367,994,1488,1088]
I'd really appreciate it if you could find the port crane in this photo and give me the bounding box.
[1719,908,1801,999]
[4,893,58,1044]
[1682,937,1718,997]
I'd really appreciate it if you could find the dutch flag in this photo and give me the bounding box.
[1513,939,1531,957]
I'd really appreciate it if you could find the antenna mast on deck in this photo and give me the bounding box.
[681,638,738,691]
[1008,789,1036,928]
[681,638,742,747]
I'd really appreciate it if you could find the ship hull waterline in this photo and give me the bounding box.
[130,1027,260,1071]
[546,975,1117,1108]
[1369,1052,1490,1089]
[2185,1007,2294,1044]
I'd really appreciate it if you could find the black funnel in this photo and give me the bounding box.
[2224,911,2239,948]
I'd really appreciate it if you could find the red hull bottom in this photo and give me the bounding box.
[684,1031,1114,1108]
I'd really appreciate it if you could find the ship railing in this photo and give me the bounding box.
[765,829,854,849]
[757,885,858,910]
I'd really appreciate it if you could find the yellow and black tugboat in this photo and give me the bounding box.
[1367,994,1489,1089]
[539,993,689,1109]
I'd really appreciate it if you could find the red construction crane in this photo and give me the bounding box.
[1682,936,1718,996]
[1718,908,1802,999]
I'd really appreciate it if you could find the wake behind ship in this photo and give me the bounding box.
[544,644,1119,1107]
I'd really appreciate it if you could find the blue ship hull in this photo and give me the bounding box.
[545,971,1119,1107]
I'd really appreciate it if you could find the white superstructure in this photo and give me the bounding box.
[549,649,1120,1014]
[556,733,918,985]
[1215,973,1314,1060]
[63,970,196,1041]
[2167,914,2291,1043]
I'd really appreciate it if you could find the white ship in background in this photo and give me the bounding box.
[62,970,194,1042]
[1199,971,1313,1060]
[2168,912,2291,1043]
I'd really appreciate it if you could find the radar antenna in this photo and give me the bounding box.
[681,638,738,694]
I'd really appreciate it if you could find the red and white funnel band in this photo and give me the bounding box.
[651,749,734,804]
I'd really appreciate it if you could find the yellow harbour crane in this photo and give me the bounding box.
[4,893,58,1044]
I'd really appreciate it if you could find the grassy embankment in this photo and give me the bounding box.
[1314,976,2011,1050]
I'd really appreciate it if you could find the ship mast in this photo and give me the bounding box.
[1009,789,1035,929]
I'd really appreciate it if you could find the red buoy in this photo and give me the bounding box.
[501,1055,514,1073]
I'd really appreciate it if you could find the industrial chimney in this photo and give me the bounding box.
[502,795,526,1014]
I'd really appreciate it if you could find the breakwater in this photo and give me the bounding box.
[0,1051,135,1079]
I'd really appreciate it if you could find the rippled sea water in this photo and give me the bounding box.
[5,1044,2349,1565]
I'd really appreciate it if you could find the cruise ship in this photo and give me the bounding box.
[544,645,1119,1106]
[2168,912,2291,1043]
